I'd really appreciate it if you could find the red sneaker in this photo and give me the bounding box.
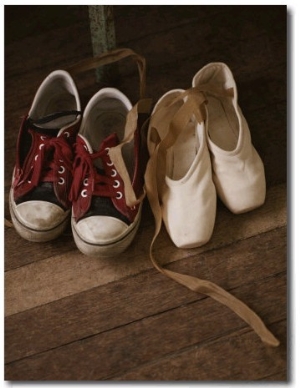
[70,87,149,257]
[9,70,81,242]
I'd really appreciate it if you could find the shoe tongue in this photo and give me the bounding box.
[99,132,120,152]
[28,110,81,136]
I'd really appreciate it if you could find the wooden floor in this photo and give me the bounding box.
[4,5,287,381]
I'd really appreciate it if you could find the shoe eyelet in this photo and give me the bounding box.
[64,131,70,138]
[58,177,65,185]
[58,166,65,174]
[27,180,31,184]
[107,161,114,167]
[39,143,45,150]
[116,191,123,199]
[34,154,38,161]
[81,189,88,197]
[111,169,117,177]
[105,147,110,154]
[113,180,120,188]
[40,136,46,141]
[83,178,89,187]
[131,206,136,210]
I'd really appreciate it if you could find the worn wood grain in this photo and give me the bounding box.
[260,371,288,381]
[114,320,286,381]
[113,5,284,43]
[4,226,76,271]
[5,226,286,363]
[5,6,86,44]
[5,272,286,380]
[5,183,286,316]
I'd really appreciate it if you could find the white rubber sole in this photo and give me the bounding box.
[9,190,70,242]
[71,206,142,258]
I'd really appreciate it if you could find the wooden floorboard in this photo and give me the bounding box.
[4,5,287,381]
[5,226,286,365]
[5,272,286,380]
[113,321,286,381]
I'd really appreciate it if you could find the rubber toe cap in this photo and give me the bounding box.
[75,216,128,245]
[15,200,68,231]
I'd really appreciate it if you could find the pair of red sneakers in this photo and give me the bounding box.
[9,49,151,257]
